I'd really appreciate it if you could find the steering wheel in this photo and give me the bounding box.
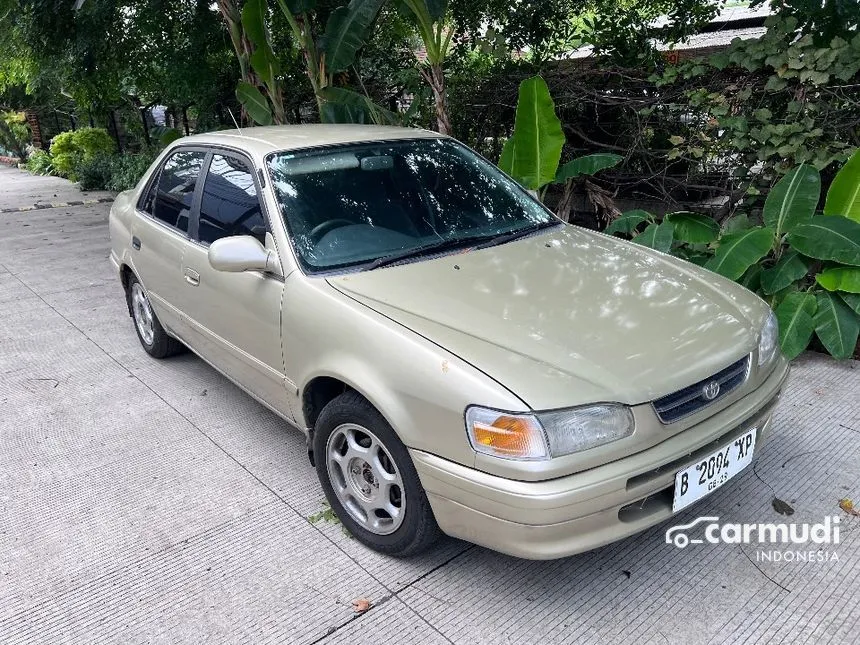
[310,218,354,242]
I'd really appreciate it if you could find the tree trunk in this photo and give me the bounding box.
[268,90,286,125]
[216,0,259,125]
[555,179,576,223]
[427,63,451,136]
[108,110,123,153]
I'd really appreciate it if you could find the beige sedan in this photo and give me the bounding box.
[109,125,789,559]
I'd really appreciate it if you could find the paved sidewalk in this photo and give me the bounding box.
[1,165,858,644]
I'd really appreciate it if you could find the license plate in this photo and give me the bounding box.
[672,427,757,513]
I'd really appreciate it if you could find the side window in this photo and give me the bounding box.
[141,150,206,233]
[197,154,267,246]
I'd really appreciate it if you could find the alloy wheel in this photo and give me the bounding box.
[325,423,406,535]
[131,282,155,346]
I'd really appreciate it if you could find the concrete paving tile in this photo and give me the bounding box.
[0,385,195,489]
[321,595,451,645]
[0,273,40,305]
[0,503,386,645]
[0,432,276,621]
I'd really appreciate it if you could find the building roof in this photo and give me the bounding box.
[560,2,771,60]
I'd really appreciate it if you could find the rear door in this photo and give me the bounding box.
[178,150,291,418]
[131,148,206,335]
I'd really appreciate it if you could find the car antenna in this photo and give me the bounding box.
[228,108,243,135]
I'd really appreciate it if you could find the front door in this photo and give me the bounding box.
[177,151,291,419]
[130,149,206,335]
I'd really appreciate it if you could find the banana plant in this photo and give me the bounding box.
[275,0,394,124]
[497,75,622,219]
[399,0,454,135]
[238,0,286,125]
[606,148,860,360]
[235,0,393,125]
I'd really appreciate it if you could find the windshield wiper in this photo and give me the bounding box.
[366,238,474,270]
[365,221,558,270]
[473,221,558,250]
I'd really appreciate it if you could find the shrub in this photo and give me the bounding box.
[606,149,860,360]
[106,152,157,191]
[49,127,115,178]
[49,131,80,177]
[76,154,114,191]
[63,151,157,192]
[73,127,115,159]
[0,111,30,158]
[24,149,54,175]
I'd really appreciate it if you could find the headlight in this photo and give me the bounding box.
[538,404,634,456]
[758,310,779,367]
[465,404,634,461]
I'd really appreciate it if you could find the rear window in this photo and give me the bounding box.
[141,150,206,233]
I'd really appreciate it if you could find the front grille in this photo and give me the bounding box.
[652,355,750,424]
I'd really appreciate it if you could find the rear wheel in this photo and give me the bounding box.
[313,391,440,556]
[126,275,183,359]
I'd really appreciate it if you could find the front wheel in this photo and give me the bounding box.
[313,391,440,556]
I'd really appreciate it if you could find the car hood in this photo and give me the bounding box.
[327,226,767,410]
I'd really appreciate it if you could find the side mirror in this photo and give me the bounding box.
[208,235,283,277]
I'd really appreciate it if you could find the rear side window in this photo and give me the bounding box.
[141,150,206,233]
[196,154,267,246]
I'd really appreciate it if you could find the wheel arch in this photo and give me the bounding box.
[300,370,409,467]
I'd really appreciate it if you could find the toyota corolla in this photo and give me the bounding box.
[109,125,789,559]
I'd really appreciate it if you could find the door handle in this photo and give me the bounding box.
[132,236,141,250]
[184,268,200,286]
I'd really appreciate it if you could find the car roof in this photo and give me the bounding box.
[176,124,444,156]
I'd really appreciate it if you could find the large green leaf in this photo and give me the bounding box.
[721,213,751,235]
[321,0,385,74]
[823,149,860,223]
[498,136,516,178]
[250,43,280,87]
[496,76,564,191]
[244,0,279,86]
[763,164,820,240]
[632,221,674,252]
[760,250,808,295]
[705,227,775,280]
[665,211,719,244]
[789,216,860,265]
[738,263,763,291]
[236,81,273,125]
[605,209,650,236]
[775,292,817,360]
[841,293,860,316]
[318,86,398,125]
[554,153,622,183]
[814,291,860,359]
[242,0,268,44]
[815,266,860,293]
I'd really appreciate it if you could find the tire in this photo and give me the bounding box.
[126,274,184,359]
[314,390,441,557]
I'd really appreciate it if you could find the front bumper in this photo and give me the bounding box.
[412,358,790,560]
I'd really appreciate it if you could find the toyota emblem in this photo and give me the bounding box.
[702,381,721,400]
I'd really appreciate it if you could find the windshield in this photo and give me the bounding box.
[266,138,555,273]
